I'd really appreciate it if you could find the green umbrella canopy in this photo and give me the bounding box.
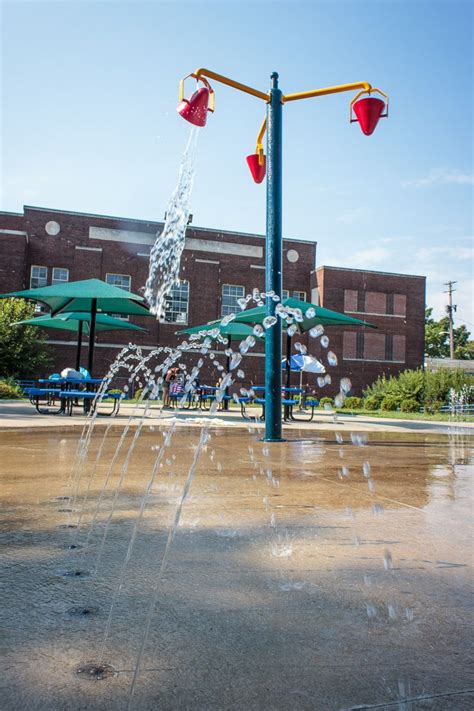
[13,311,147,334]
[233,297,376,331]
[177,320,259,341]
[0,278,152,317]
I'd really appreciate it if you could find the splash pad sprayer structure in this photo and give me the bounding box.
[177,68,389,441]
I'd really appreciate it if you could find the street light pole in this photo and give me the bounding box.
[264,72,283,441]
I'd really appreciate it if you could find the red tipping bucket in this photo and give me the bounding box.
[177,87,210,127]
[246,153,266,184]
[353,97,385,136]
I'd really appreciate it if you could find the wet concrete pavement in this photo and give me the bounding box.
[1,425,473,710]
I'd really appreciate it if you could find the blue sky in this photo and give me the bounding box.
[2,0,472,325]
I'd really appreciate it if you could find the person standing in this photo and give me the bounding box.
[163,367,176,407]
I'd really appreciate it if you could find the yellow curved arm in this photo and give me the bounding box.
[192,68,270,102]
[283,81,373,103]
[255,117,267,163]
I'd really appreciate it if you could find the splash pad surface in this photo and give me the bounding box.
[1,427,472,709]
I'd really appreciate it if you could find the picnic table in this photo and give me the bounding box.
[239,387,319,422]
[24,377,122,416]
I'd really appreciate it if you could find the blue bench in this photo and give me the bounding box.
[25,387,64,414]
[59,390,122,416]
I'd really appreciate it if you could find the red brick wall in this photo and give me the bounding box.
[316,266,425,395]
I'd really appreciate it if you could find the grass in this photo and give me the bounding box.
[332,408,473,422]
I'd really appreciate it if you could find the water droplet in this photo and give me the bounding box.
[366,603,377,619]
[305,307,316,319]
[253,324,264,337]
[293,309,304,323]
[221,313,235,326]
[350,433,368,446]
[335,432,343,444]
[388,604,398,619]
[237,297,247,310]
[383,550,393,571]
[327,351,338,366]
[263,315,278,329]
[367,478,375,492]
[405,607,414,621]
[309,324,324,338]
[294,341,307,354]
[362,461,371,477]
[236,369,245,379]
[324,374,332,385]
[287,323,298,337]
[340,377,352,394]
[317,376,326,388]
[320,335,329,348]
[271,294,280,302]
[232,393,240,404]
[334,393,344,408]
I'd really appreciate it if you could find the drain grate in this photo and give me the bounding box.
[75,661,116,680]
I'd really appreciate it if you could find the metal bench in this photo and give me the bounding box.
[59,390,122,416]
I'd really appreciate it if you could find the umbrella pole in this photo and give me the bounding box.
[224,337,231,411]
[284,333,291,420]
[75,320,83,371]
[87,298,97,377]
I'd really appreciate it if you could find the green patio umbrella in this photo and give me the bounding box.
[177,320,263,410]
[13,312,147,372]
[233,297,375,406]
[233,297,375,331]
[1,279,152,375]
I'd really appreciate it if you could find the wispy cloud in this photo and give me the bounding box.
[349,246,393,268]
[415,245,474,261]
[402,169,474,188]
[335,207,369,224]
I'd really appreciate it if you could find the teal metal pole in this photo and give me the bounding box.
[264,72,283,441]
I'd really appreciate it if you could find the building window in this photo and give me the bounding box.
[221,284,245,317]
[393,294,407,316]
[344,289,358,312]
[106,273,131,319]
[293,290,306,301]
[106,273,131,291]
[163,280,190,324]
[30,266,48,289]
[282,289,290,301]
[393,335,406,362]
[52,267,69,285]
[365,291,387,315]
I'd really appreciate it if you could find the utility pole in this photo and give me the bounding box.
[444,281,457,360]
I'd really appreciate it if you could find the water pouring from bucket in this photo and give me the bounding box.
[176,75,215,127]
[350,88,389,136]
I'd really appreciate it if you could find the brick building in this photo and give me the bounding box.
[0,205,425,394]
[314,266,426,394]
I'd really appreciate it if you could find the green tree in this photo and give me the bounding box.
[425,307,473,360]
[0,299,52,378]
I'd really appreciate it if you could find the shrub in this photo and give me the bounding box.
[0,379,23,399]
[400,398,419,413]
[364,395,381,411]
[380,396,399,411]
[342,396,363,410]
[319,396,334,409]
[424,398,443,414]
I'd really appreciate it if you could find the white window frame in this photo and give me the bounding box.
[221,284,245,317]
[162,280,190,325]
[105,273,131,291]
[30,265,48,289]
[292,290,307,301]
[106,273,132,320]
[282,289,290,301]
[52,267,69,285]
